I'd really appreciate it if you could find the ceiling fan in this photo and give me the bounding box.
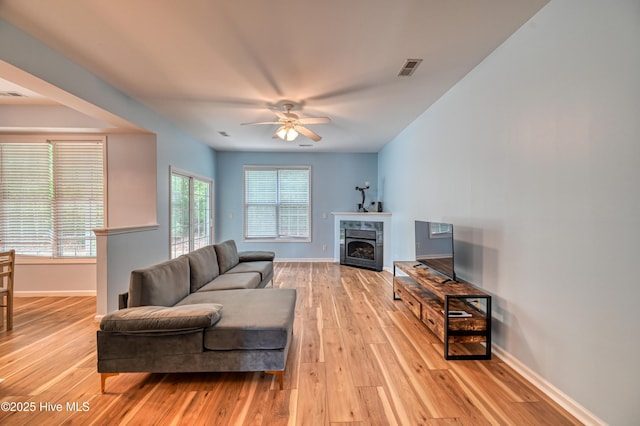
[241,103,331,142]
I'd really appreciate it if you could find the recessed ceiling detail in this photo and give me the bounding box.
[398,59,423,77]
[0,91,26,97]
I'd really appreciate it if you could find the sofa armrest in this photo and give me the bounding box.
[119,292,129,310]
[100,304,223,333]
[239,251,275,262]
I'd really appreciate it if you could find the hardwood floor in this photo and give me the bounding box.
[0,262,581,425]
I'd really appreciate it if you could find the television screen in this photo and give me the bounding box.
[415,220,455,281]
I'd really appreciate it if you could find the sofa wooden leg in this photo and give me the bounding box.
[265,370,284,390]
[100,373,119,393]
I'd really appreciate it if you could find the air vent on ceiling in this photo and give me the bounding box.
[0,91,27,97]
[397,59,423,77]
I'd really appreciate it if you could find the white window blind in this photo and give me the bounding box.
[53,142,104,257]
[0,140,104,257]
[0,143,53,255]
[244,166,310,241]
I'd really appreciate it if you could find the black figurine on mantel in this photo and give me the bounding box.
[355,182,370,212]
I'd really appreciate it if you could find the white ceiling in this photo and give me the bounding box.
[0,0,548,152]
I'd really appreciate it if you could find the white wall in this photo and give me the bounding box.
[106,134,157,228]
[14,261,95,296]
[378,1,639,424]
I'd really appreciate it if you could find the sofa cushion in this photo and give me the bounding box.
[226,261,273,282]
[128,256,190,307]
[177,288,296,350]
[100,304,223,333]
[196,272,261,291]
[185,245,220,293]
[214,240,239,274]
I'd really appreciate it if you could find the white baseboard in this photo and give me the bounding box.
[274,259,394,274]
[274,258,336,263]
[493,345,605,426]
[15,290,96,297]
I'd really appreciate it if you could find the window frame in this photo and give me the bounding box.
[243,165,312,243]
[0,135,106,259]
[169,166,214,258]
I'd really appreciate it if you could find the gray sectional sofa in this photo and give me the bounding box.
[97,240,296,392]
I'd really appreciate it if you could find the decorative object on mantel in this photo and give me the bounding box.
[355,182,370,212]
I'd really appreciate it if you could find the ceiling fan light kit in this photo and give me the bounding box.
[276,124,299,141]
[242,101,331,143]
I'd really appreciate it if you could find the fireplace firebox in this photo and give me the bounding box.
[340,221,383,271]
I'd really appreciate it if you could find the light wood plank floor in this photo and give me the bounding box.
[0,262,581,425]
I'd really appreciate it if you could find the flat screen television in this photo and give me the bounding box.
[415,220,456,282]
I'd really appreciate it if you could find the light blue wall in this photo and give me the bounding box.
[216,151,378,259]
[1,18,217,312]
[378,1,639,424]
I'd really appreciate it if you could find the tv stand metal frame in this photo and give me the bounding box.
[393,261,492,361]
[444,294,492,360]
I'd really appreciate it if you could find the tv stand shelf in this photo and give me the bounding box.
[393,261,492,360]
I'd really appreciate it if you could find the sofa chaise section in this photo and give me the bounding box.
[178,289,295,351]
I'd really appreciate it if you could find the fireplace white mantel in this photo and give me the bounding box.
[331,212,392,271]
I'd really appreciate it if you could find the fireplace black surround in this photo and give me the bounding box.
[339,220,383,271]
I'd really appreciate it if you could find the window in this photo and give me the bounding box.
[0,139,104,257]
[429,222,453,238]
[170,167,213,258]
[243,166,311,242]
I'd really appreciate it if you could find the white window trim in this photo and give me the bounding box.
[243,165,312,243]
[169,166,214,257]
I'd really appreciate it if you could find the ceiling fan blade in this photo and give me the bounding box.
[297,117,331,125]
[241,121,281,125]
[273,111,287,119]
[295,125,322,142]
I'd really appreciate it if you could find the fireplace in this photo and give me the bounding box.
[340,221,383,271]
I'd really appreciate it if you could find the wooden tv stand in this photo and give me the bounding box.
[393,261,492,360]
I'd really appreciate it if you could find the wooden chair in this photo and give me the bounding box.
[0,250,15,331]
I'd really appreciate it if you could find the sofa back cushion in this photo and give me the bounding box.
[214,240,240,274]
[185,245,220,293]
[128,256,190,307]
